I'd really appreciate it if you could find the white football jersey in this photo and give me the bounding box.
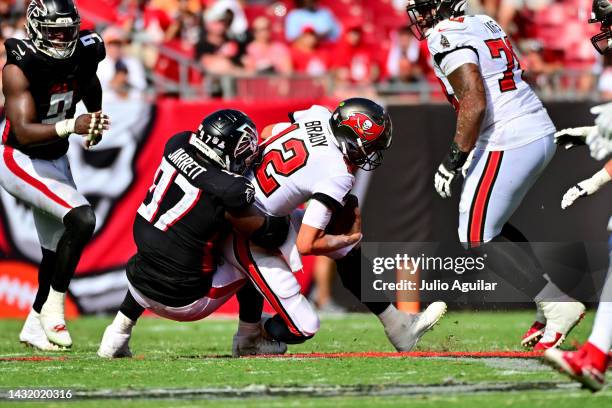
[250,105,355,217]
[428,15,556,151]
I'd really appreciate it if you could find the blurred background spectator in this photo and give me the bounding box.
[244,16,292,75]
[285,0,341,43]
[290,26,329,77]
[386,26,429,84]
[99,27,148,93]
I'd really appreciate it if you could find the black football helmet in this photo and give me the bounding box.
[405,0,467,40]
[330,98,393,171]
[590,0,612,54]
[190,110,259,175]
[26,0,81,59]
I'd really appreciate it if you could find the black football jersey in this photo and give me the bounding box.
[3,30,106,160]
[129,132,256,307]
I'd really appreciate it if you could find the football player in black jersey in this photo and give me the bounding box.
[98,110,290,358]
[0,0,109,350]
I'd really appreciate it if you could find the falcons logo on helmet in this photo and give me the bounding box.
[28,0,48,18]
[340,113,385,142]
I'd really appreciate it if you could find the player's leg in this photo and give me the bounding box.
[232,236,320,345]
[0,148,92,348]
[459,137,584,348]
[233,282,287,357]
[335,247,447,351]
[543,254,612,392]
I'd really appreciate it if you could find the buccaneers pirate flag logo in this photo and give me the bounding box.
[340,113,385,142]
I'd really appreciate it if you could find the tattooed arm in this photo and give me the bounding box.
[447,63,487,153]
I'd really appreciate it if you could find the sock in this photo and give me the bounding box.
[42,288,66,315]
[32,249,56,314]
[237,320,261,337]
[112,312,137,334]
[378,304,410,333]
[588,272,612,353]
[535,281,574,303]
[535,303,546,324]
[336,247,391,316]
[236,283,264,324]
[119,291,145,322]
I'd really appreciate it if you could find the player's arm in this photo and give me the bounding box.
[220,177,289,249]
[434,61,486,198]
[447,63,487,152]
[226,207,290,249]
[82,75,103,112]
[2,65,109,146]
[296,195,362,258]
[561,159,612,209]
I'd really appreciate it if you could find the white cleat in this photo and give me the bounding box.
[97,325,133,358]
[534,301,585,351]
[39,291,72,348]
[232,333,287,357]
[19,310,62,351]
[387,301,448,352]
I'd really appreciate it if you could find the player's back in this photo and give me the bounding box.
[252,105,355,216]
[428,15,556,150]
[130,132,255,306]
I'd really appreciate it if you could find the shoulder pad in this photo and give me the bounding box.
[293,105,333,122]
[428,19,473,56]
[77,31,106,64]
[4,38,38,68]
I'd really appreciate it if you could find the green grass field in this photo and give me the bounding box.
[0,311,610,407]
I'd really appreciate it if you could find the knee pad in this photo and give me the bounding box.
[63,206,96,241]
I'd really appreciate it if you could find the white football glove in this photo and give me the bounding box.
[561,168,611,209]
[554,126,591,150]
[592,102,612,141]
[435,164,456,199]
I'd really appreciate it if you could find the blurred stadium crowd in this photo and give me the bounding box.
[1,0,612,103]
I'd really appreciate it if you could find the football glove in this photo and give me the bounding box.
[554,127,591,150]
[592,102,612,141]
[435,142,470,199]
[561,168,611,209]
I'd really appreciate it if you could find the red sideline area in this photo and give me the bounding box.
[252,351,543,359]
[0,356,66,362]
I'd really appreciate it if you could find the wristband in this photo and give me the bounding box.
[55,119,76,138]
[443,142,470,172]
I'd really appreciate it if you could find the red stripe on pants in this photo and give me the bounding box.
[2,146,72,209]
[469,151,503,244]
[234,237,302,336]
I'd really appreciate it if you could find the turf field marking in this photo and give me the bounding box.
[250,351,542,359]
[0,356,66,362]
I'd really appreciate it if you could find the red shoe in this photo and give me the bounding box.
[532,306,585,351]
[521,321,545,348]
[544,342,609,392]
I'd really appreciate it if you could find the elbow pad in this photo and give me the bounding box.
[251,216,290,249]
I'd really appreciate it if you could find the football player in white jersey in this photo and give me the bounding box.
[406,0,585,350]
[225,98,447,353]
[543,0,612,392]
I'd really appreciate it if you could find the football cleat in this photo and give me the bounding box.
[19,310,62,351]
[232,332,287,357]
[544,342,609,392]
[386,301,447,352]
[533,301,585,351]
[521,321,546,348]
[97,325,133,358]
[39,292,72,348]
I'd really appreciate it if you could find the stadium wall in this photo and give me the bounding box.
[0,100,609,317]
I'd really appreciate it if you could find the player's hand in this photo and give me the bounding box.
[554,127,591,150]
[560,169,610,209]
[561,183,590,210]
[592,102,612,141]
[435,164,456,199]
[75,111,110,149]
